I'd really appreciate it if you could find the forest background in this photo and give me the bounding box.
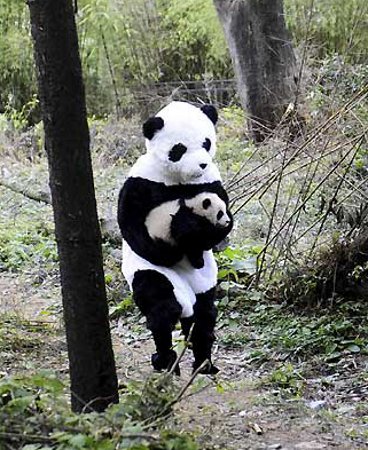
[1,0,368,449]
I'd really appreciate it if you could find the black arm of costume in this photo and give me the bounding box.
[118,180,183,266]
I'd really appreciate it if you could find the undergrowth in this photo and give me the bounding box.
[0,372,199,450]
[217,279,368,365]
[0,220,57,272]
[0,316,46,353]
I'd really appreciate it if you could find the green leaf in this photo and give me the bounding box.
[347,344,361,353]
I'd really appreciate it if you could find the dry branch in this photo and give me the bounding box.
[0,177,122,247]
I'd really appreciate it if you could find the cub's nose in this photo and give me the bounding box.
[200,163,207,169]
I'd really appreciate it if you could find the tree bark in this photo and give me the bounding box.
[27,0,118,412]
[214,0,297,142]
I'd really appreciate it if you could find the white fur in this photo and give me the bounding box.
[145,193,230,244]
[145,200,178,244]
[122,241,217,318]
[131,102,220,185]
[130,153,222,185]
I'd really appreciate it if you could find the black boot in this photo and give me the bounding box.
[151,349,180,375]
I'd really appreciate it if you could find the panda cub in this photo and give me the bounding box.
[145,192,231,269]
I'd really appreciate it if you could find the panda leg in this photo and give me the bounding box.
[191,287,219,375]
[180,316,194,342]
[132,270,182,374]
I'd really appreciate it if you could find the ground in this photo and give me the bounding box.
[1,270,367,450]
[1,98,368,448]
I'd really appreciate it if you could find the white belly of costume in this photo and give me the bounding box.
[122,240,218,318]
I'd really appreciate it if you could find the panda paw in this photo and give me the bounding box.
[193,360,219,375]
[190,257,204,269]
[186,252,205,269]
[151,350,180,376]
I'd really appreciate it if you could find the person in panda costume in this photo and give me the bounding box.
[118,101,233,375]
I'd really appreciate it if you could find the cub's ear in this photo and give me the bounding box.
[202,198,211,209]
[201,105,218,125]
[143,117,164,140]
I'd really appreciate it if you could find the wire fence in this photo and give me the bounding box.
[118,79,238,116]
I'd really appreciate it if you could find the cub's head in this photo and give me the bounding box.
[143,101,218,183]
[185,193,230,228]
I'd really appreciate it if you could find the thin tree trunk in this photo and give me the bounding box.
[27,0,118,412]
[214,0,297,142]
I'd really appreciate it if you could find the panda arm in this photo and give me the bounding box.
[118,179,183,266]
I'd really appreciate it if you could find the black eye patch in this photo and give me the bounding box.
[202,138,211,152]
[202,198,211,209]
[168,143,187,162]
[217,210,224,220]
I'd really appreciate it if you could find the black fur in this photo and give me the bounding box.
[168,143,187,162]
[118,177,233,267]
[191,287,219,374]
[186,250,205,269]
[217,210,224,220]
[132,270,182,374]
[180,316,194,342]
[201,105,218,125]
[202,138,211,151]
[170,202,232,253]
[202,198,211,209]
[181,287,219,374]
[151,350,179,375]
[143,117,164,140]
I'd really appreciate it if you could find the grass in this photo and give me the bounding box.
[217,284,368,367]
[0,315,45,353]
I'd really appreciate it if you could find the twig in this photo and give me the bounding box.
[256,142,357,269]
[307,138,362,257]
[0,432,55,444]
[231,85,368,215]
[168,324,194,376]
[171,360,212,405]
[256,145,288,283]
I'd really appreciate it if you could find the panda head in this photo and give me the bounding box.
[186,193,230,228]
[143,102,218,183]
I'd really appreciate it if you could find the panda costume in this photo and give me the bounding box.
[118,101,233,374]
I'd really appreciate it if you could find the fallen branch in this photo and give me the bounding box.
[0,178,51,204]
[0,177,122,247]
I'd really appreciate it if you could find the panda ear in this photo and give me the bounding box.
[202,198,211,209]
[201,105,218,125]
[143,117,164,140]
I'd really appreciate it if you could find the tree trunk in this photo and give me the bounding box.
[214,0,297,142]
[27,0,118,412]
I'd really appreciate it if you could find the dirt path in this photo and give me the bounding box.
[0,273,366,449]
[0,272,57,319]
[115,334,367,450]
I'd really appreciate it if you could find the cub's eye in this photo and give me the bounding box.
[202,198,211,209]
[169,143,187,162]
[217,211,224,220]
[202,138,211,152]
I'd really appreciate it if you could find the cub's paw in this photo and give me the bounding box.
[190,257,204,269]
[187,253,204,269]
[193,360,219,375]
[151,350,180,375]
